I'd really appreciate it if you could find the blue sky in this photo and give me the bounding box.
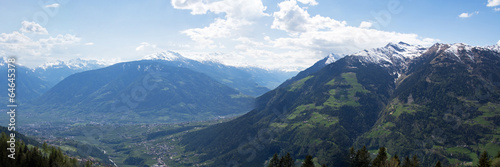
[1,0,499,70]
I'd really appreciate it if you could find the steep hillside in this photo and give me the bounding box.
[278,53,342,89]
[178,42,500,166]
[355,43,500,166]
[180,54,396,166]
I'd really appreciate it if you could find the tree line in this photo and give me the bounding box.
[268,146,500,167]
[0,132,97,167]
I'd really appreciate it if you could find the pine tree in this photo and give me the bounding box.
[280,152,294,167]
[42,142,48,151]
[301,155,314,167]
[349,147,356,167]
[410,155,420,167]
[478,151,491,167]
[356,146,371,167]
[269,153,280,167]
[85,160,93,167]
[386,154,401,167]
[393,154,400,166]
[372,147,388,167]
[401,156,411,167]
[435,160,442,167]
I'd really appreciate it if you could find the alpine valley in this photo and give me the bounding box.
[6,42,500,167]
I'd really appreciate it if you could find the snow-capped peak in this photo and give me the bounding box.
[444,43,472,56]
[38,58,106,70]
[487,43,500,53]
[143,51,185,61]
[353,41,428,66]
[325,53,343,64]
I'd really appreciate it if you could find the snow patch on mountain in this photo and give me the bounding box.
[487,44,500,53]
[38,58,107,70]
[444,43,474,61]
[353,42,428,66]
[325,53,343,64]
[143,51,187,61]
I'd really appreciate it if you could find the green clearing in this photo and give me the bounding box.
[323,72,369,108]
[366,128,392,138]
[445,147,478,165]
[289,76,314,91]
[472,102,500,126]
[309,112,338,127]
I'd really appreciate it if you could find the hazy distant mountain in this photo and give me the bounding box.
[34,58,108,86]
[178,42,500,166]
[0,58,50,104]
[144,51,295,96]
[26,60,255,124]
[31,52,295,97]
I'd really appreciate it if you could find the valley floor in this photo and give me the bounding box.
[18,118,236,167]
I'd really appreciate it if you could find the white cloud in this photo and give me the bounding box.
[494,8,500,11]
[297,0,318,6]
[179,49,316,71]
[84,42,94,46]
[269,0,437,56]
[20,21,48,34]
[271,0,346,34]
[171,0,268,48]
[0,32,80,56]
[135,42,158,51]
[458,12,478,18]
[45,3,60,8]
[497,40,500,45]
[458,13,471,18]
[359,21,373,29]
[0,22,81,67]
[171,0,438,71]
[182,18,250,48]
[487,0,500,7]
[234,37,265,50]
[171,0,268,19]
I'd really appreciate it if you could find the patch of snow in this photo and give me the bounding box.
[352,42,428,66]
[38,58,106,70]
[487,44,500,53]
[325,53,343,64]
[444,43,474,61]
[143,51,185,61]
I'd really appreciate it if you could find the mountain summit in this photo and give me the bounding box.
[143,51,187,62]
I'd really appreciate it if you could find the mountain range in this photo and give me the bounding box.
[14,52,296,124]
[34,58,108,86]
[5,41,500,166]
[177,42,500,166]
[23,60,256,124]
[143,51,295,96]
